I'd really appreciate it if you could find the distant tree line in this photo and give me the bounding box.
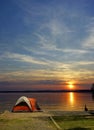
[91,83,94,92]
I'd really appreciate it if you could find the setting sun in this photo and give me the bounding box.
[68,82,75,89]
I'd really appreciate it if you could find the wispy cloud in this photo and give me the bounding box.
[34,33,58,51]
[83,18,94,49]
[76,61,94,66]
[4,52,48,65]
[83,35,94,49]
[36,18,74,49]
[0,0,94,85]
[63,48,88,54]
[14,0,75,49]
[5,52,94,71]
[0,59,94,83]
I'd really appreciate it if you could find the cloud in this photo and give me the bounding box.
[63,48,88,54]
[5,52,48,65]
[0,59,94,83]
[48,19,72,37]
[83,18,94,49]
[34,33,58,51]
[0,69,65,82]
[23,46,47,55]
[83,35,94,48]
[32,21,74,54]
[13,0,83,56]
[76,61,94,66]
[0,0,94,84]
[14,0,75,49]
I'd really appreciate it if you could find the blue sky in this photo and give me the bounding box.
[0,0,94,89]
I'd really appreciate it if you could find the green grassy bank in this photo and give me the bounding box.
[53,115,94,130]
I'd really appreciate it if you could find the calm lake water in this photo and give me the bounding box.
[0,92,94,112]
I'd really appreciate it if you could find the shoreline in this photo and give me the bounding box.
[0,110,92,117]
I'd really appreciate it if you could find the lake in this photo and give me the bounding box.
[0,92,94,112]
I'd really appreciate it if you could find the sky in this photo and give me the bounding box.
[0,0,94,90]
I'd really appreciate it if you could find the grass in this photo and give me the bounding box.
[0,118,33,130]
[53,115,94,130]
[0,111,55,130]
[0,111,94,130]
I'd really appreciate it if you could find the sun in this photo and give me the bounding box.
[68,82,74,89]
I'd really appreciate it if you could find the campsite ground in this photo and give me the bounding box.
[0,110,94,130]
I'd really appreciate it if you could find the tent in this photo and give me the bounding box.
[12,96,41,112]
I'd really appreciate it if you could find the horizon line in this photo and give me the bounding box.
[0,89,93,93]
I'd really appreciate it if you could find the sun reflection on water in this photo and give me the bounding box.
[69,92,74,105]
